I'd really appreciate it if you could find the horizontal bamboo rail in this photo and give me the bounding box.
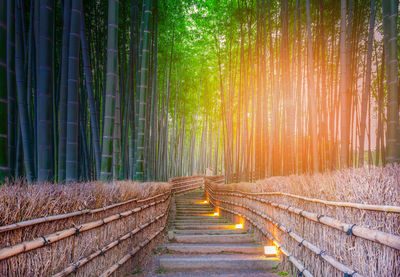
[136,192,168,203]
[173,182,203,193]
[0,194,170,261]
[99,226,166,277]
[170,178,203,185]
[207,189,362,277]
[52,212,167,277]
[211,189,400,250]
[207,193,313,277]
[174,183,204,195]
[216,188,400,213]
[169,175,204,182]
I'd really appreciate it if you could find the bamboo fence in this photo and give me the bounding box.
[170,175,204,193]
[0,176,208,276]
[205,176,400,277]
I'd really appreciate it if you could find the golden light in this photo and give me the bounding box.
[214,212,219,216]
[264,246,278,256]
[204,200,208,204]
[235,224,243,229]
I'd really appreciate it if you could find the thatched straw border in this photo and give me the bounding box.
[0,190,169,234]
[0,198,139,234]
[211,190,400,250]
[207,187,361,277]
[0,193,170,260]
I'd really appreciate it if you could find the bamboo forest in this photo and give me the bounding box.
[0,0,399,276]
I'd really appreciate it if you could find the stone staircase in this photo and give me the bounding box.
[157,189,279,276]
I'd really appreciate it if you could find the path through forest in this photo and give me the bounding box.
[141,189,279,276]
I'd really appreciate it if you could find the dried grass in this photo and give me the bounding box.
[208,165,400,277]
[0,180,171,227]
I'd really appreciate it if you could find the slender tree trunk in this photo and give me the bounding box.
[113,65,121,180]
[37,0,55,182]
[100,0,119,182]
[134,0,152,181]
[382,0,399,163]
[306,0,319,172]
[58,0,71,181]
[81,14,101,180]
[358,0,375,167]
[339,0,349,167]
[6,0,17,180]
[65,0,82,183]
[0,0,8,181]
[15,0,35,182]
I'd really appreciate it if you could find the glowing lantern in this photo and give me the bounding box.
[235,224,243,229]
[204,200,208,204]
[214,212,219,216]
[264,246,277,256]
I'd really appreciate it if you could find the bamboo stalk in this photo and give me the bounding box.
[0,195,170,260]
[52,213,166,277]
[99,226,166,277]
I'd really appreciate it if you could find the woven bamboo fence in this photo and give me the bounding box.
[205,173,400,277]
[0,176,209,276]
[169,175,205,194]
[0,184,172,276]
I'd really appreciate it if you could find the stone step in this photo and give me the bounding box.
[176,205,212,208]
[176,209,214,213]
[176,205,212,209]
[154,271,278,276]
[174,220,228,224]
[175,216,223,220]
[175,224,235,230]
[173,229,248,235]
[174,223,230,228]
[176,208,214,212]
[174,234,254,244]
[176,212,214,216]
[159,254,280,271]
[166,243,264,254]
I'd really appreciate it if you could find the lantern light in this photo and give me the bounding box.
[264,246,277,256]
[204,200,208,204]
[235,224,243,229]
[214,212,219,216]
